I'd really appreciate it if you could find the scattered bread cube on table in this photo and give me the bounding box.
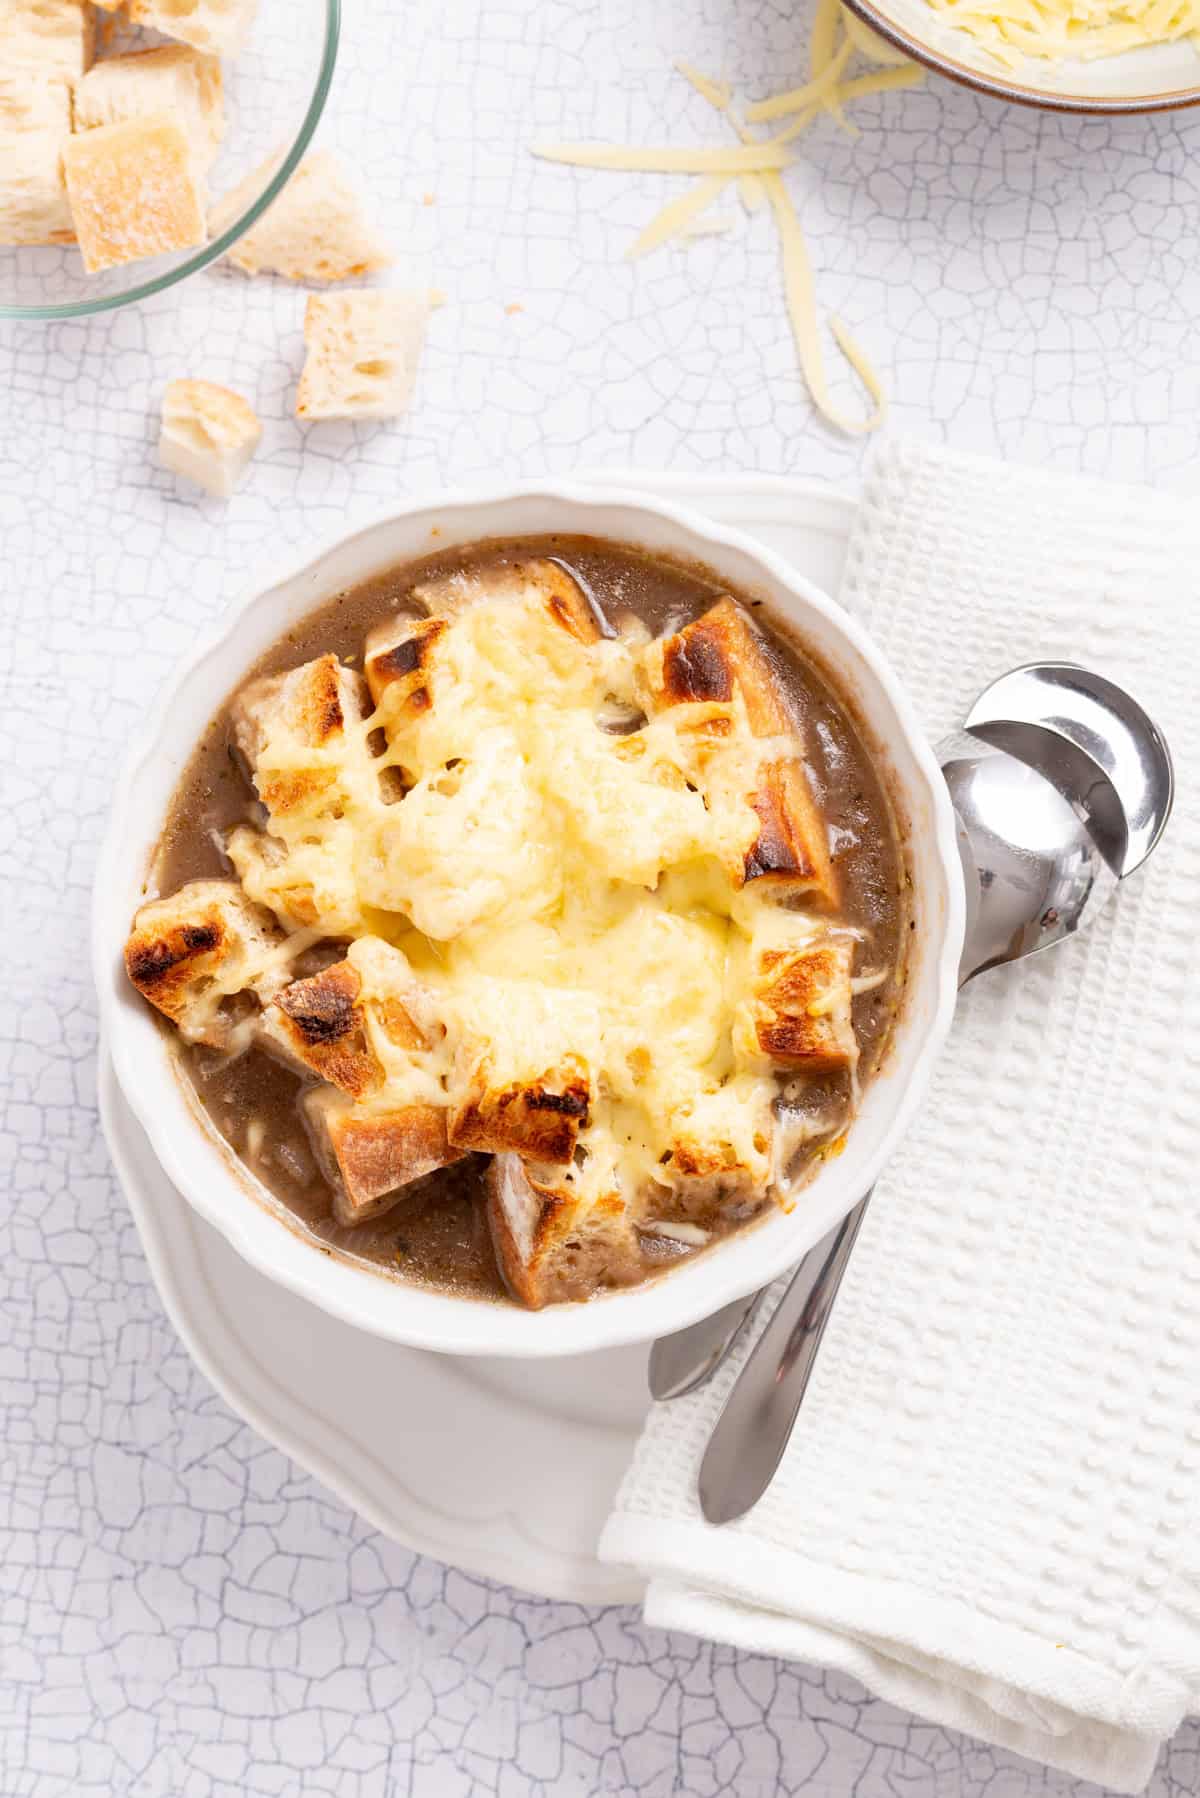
[126,0,259,57]
[62,113,206,272]
[0,76,75,246]
[208,147,393,281]
[0,0,94,80]
[74,46,225,173]
[296,291,435,422]
[159,379,262,497]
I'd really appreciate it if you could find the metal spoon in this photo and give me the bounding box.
[693,671,1172,1526]
[650,661,1169,1405]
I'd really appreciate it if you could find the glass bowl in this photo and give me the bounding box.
[0,0,340,320]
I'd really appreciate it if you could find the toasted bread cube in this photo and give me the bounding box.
[659,1077,776,1211]
[260,938,439,1102]
[409,557,601,640]
[62,114,206,273]
[226,824,364,937]
[363,558,599,721]
[127,0,258,56]
[363,614,448,716]
[301,1087,461,1226]
[742,756,835,897]
[453,557,600,642]
[208,147,392,281]
[260,959,380,1098]
[124,878,284,1046]
[232,653,367,818]
[449,1055,591,1166]
[0,0,94,79]
[740,936,857,1073]
[296,291,434,422]
[75,47,224,173]
[650,596,788,732]
[159,379,262,498]
[227,655,372,935]
[0,76,74,246]
[486,1154,640,1309]
[647,597,838,907]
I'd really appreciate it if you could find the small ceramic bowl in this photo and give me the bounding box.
[845,0,1200,111]
[93,481,964,1358]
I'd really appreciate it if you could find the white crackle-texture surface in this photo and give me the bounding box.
[3,0,1200,1794]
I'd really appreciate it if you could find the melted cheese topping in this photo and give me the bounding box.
[230,577,855,1213]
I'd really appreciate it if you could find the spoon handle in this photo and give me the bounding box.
[697,1189,873,1525]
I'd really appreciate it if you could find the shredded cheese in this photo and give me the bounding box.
[626,172,733,259]
[763,172,886,435]
[675,61,733,109]
[746,40,854,121]
[812,0,845,74]
[675,61,768,212]
[531,141,794,174]
[531,14,923,435]
[835,65,925,100]
[842,7,917,63]
[922,0,1200,65]
[683,213,736,237]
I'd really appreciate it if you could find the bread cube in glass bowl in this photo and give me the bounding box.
[0,0,339,319]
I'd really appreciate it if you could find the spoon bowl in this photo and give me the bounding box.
[965,662,1174,879]
[940,731,1121,985]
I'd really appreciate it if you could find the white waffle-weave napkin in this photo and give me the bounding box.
[600,437,1200,1793]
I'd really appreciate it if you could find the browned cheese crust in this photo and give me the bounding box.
[449,1056,591,1164]
[260,959,377,1097]
[651,596,838,907]
[364,615,448,718]
[232,653,364,816]
[750,938,857,1072]
[123,879,282,1045]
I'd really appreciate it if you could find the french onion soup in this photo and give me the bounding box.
[124,536,908,1308]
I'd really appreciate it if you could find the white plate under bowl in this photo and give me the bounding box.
[99,474,863,1605]
[96,475,962,1361]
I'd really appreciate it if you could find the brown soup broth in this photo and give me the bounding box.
[157,536,909,1303]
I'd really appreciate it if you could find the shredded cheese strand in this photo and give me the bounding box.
[763,172,885,436]
[675,60,766,212]
[923,0,1200,63]
[836,65,926,99]
[767,107,821,147]
[626,173,733,258]
[829,318,887,428]
[746,40,854,121]
[683,213,736,236]
[811,0,844,76]
[531,141,794,174]
[739,171,767,211]
[841,5,917,63]
[674,61,733,110]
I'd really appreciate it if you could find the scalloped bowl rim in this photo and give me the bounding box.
[93,479,964,1358]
